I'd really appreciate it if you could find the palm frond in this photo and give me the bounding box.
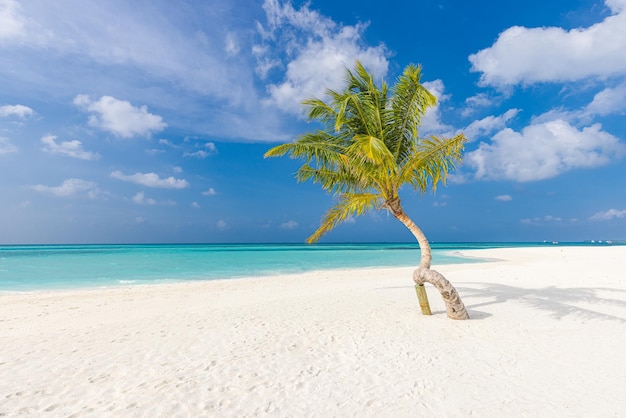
[303,97,337,125]
[347,134,394,166]
[296,165,363,195]
[264,131,347,166]
[307,193,381,243]
[387,64,438,160]
[399,133,466,192]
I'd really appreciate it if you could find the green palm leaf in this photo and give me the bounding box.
[266,60,466,243]
[307,193,381,243]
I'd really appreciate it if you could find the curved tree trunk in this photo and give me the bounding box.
[413,268,469,320]
[385,197,469,320]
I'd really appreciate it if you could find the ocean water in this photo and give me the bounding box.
[0,242,618,291]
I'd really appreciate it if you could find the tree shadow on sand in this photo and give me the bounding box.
[457,283,626,323]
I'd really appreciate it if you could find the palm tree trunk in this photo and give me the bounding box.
[385,197,469,320]
[412,268,469,320]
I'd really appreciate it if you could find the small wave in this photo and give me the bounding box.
[118,280,137,284]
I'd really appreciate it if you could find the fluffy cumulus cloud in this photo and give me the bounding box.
[256,0,388,114]
[40,135,99,160]
[0,137,18,154]
[202,188,217,196]
[585,82,626,116]
[74,95,166,138]
[589,208,626,221]
[110,171,189,189]
[0,104,34,118]
[465,119,626,182]
[462,109,519,142]
[469,0,626,86]
[31,178,97,198]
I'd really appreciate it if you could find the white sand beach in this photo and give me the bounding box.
[1,246,625,417]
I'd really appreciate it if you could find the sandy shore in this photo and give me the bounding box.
[1,246,625,417]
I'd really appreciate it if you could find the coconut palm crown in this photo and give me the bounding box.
[265,61,469,319]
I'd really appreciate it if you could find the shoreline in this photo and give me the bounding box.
[2,242,622,293]
[1,246,625,416]
[0,259,488,297]
[0,246,492,294]
[0,242,487,293]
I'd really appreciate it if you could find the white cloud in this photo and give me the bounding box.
[202,188,217,196]
[466,119,626,182]
[0,104,34,118]
[0,0,25,39]
[172,166,182,173]
[40,134,99,160]
[31,178,97,197]
[0,137,18,154]
[463,109,519,142]
[462,93,501,116]
[589,208,626,221]
[74,95,166,138]
[132,192,157,205]
[469,1,626,86]
[584,82,626,116]
[253,55,280,80]
[280,220,298,229]
[191,201,200,209]
[531,107,581,126]
[495,195,512,202]
[465,93,493,108]
[110,170,189,189]
[532,82,626,125]
[216,219,227,230]
[257,0,388,114]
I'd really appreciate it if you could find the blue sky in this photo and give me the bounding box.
[1,0,626,244]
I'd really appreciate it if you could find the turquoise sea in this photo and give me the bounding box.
[0,242,620,291]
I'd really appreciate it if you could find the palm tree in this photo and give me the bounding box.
[265,61,469,320]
